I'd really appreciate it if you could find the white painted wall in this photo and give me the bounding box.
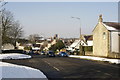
[84,41,93,46]
[111,32,120,53]
[67,40,93,51]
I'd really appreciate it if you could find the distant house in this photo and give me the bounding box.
[67,36,93,52]
[2,43,14,50]
[32,43,41,50]
[43,37,58,51]
[16,42,25,50]
[93,15,120,58]
[62,38,75,48]
[67,39,80,51]
[81,35,93,46]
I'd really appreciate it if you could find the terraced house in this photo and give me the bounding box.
[93,15,120,58]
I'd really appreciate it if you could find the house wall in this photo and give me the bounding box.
[107,32,120,58]
[93,22,109,57]
[111,32,120,53]
[84,41,93,46]
[18,46,24,50]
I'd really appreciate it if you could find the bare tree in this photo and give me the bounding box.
[0,0,7,10]
[0,0,7,53]
[1,9,14,44]
[28,34,40,43]
[1,9,23,47]
[0,1,23,49]
[8,21,23,46]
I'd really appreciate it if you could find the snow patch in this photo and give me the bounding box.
[0,53,31,59]
[102,23,117,31]
[0,62,47,79]
[69,55,120,64]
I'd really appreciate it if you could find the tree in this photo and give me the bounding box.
[1,9,14,44]
[0,1,7,10]
[8,21,23,46]
[49,40,65,51]
[1,9,23,46]
[28,34,41,43]
[0,0,7,53]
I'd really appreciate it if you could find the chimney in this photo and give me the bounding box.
[98,14,103,23]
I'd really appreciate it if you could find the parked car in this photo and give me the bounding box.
[47,51,55,57]
[28,50,34,55]
[58,52,69,57]
[40,51,46,55]
[32,50,40,55]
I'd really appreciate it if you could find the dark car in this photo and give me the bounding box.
[58,52,69,57]
[28,50,34,55]
[40,51,46,55]
[47,51,55,57]
[28,50,40,55]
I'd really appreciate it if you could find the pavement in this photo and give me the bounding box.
[2,55,120,80]
[69,55,120,64]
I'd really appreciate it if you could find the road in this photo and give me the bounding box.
[2,55,120,80]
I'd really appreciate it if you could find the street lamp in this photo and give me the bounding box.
[71,16,81,38]
[71,16,83,55]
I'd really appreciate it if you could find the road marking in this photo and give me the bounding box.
[43,60,60,71]
[53,66,60,71]
[44,61,50,65]
[97,70,101,72]
[104,73,111,76]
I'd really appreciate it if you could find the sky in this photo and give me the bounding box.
[4,2,118,38]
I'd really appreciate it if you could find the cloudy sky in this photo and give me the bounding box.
[4,2,118,38]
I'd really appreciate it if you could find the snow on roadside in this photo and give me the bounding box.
[0,53,31,59]
[0,62,48,79]
[69,55,120,64]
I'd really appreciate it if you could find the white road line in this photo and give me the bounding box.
[104,73,111,76]
[44,61,50,65]
[43,60,60,71]
[53,66,60,71]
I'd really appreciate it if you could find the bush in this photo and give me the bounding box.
[49,40,65,51]
[24,46,32,50]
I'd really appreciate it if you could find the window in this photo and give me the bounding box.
[103,32,106,39]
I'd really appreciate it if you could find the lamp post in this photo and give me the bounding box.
[71,16,83,55]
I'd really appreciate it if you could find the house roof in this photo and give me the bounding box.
[103,22,120,31]
[84,35,93,41]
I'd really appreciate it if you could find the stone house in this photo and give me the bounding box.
[93,15,120,58]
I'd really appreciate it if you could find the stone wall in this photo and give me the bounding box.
[85,51,93,56]
[108,52,120,58]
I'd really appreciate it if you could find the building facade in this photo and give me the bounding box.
[93,15,120,58]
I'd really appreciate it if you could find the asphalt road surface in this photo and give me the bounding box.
[2,55,120,80]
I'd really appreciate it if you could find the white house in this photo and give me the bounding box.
[67,35,93,51]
